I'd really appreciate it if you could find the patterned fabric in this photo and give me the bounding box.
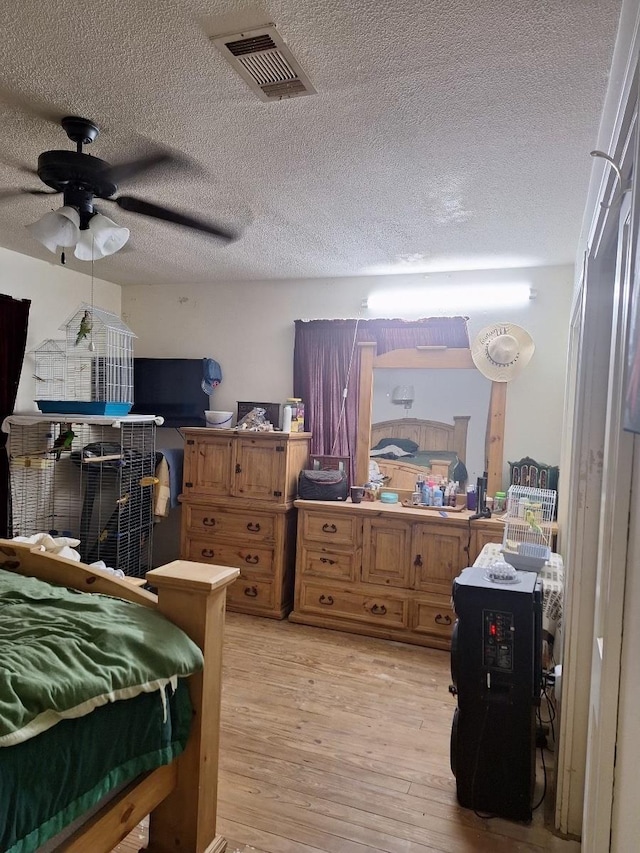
[472,542,564,639]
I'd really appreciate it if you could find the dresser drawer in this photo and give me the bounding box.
[185,537,274,573]
[298,582,408,628]
[227,573,276,610]
[302,512,359,547]
[184,504,275,542]
[410,595,455,640]
[299,546,357,581]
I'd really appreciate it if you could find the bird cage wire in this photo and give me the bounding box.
[502,484,557,560]
[7,419,156,577]
[62,304,135,405]
[30,340,67,402]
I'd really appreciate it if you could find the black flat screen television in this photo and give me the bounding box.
[131,358,207,427]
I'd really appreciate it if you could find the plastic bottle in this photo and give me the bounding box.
[466,484,477,511]
[432,485,444,507]
[282,405,292,432]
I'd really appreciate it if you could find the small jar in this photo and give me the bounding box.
[494,491,506,512]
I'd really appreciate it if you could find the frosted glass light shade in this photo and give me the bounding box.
[74,214,130,260]
[26,206,80,253]
[89,213,129,256]
[392,385,415,409]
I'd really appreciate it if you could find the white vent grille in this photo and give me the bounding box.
[212,25,316,101]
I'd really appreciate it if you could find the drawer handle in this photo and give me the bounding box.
[247,522,261,532]
[370,603,387,616]
[322,523,337,533]
[202,517,216,527]
[244,585,258,598]
[414,553,423,567]
[320,557,336,565]
[319,594,334,606]
[244,554,259,565]
[201,548,214,559]
[435,613,452,626]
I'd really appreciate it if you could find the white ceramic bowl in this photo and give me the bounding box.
[204,410,233,428]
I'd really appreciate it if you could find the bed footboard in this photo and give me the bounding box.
[144,561,238,853]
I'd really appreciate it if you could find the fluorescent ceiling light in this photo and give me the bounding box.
[365,283,533,314]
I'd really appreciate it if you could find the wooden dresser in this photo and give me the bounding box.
[180,429,311,618]
[290,499,505,649]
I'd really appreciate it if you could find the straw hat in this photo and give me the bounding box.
[471,323,535,382]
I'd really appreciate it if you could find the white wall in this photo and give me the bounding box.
[123,264,573,486]
[1,246,121,413]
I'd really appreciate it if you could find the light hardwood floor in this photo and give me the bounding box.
[116,612,580,853]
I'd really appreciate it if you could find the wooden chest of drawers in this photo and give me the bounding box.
[290,500,506,649]
[180,429,310,618]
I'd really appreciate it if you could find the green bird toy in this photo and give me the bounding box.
[75,310,93,346]
[51,426,76,460]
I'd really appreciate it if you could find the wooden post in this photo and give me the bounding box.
[144,561,239,853]
[486,381,507,498]
[355,342,377,486]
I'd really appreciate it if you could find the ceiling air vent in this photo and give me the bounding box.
[211,25,316,101]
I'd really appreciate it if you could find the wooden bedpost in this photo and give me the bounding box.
[144,561,239,853]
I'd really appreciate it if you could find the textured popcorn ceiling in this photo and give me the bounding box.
[0,0,621,285]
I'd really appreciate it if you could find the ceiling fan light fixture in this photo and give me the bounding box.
[26,205,80,253]
[88,213,129,257]
[74,228,105,261]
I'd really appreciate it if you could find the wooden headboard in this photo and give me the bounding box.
[370,416,470,463]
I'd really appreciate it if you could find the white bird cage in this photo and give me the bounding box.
[31,339,67,403]
[4,414,158,578]
[502,484,557,572]
[36,303,136,416]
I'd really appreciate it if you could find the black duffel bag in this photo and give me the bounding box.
[298,469,348,501]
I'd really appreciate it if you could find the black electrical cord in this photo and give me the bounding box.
[532,740,548,811]
[464,517,472,561]
[471,704,497,819]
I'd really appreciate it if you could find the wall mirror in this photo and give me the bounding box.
[372,367,492,482]
[355,344,506,497]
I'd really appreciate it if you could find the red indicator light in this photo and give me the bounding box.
[490,623,497,636]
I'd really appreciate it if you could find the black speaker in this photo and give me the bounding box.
[449,565,543,821]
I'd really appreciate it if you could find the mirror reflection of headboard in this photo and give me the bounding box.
[356,344,507,497]
[370,416,469,462]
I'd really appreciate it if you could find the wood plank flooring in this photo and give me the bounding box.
[116,613,580,853]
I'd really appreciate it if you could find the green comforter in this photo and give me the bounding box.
[0,568,203,746]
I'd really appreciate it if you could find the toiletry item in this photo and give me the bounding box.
[494,491,506,512]
[411,491,421,506]
[432,485,443,507]
[380,491,399,504]
[286,397,305,432]
[466,484,477,511]
[282,405,292,432]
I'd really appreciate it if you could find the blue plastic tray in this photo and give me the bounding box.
[36,401,133,416]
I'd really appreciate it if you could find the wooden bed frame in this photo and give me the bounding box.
[0,539,239,853]
[370,415,470,491]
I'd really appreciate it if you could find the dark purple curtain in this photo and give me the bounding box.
[0,295,31,537]
[293,317,469,483]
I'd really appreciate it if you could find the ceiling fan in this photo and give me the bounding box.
[0,114,238,259]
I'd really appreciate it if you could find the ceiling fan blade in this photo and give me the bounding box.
[106,151,178,185]
[0,187,59,200]
[114,195,237,241]
[0,84,65,125]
